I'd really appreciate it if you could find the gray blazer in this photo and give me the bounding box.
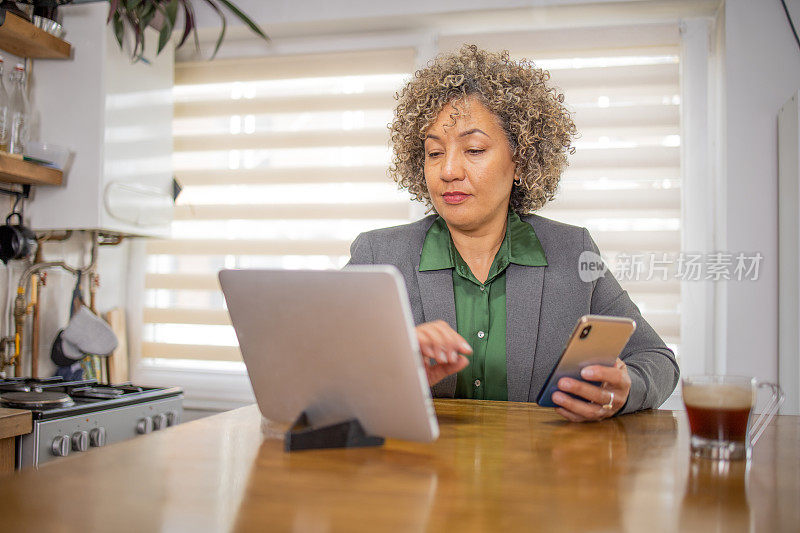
[346,214,679,414]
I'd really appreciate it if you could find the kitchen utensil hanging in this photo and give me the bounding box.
[0,210,37,264]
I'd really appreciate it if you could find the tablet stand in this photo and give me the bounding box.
[284,411,385,451]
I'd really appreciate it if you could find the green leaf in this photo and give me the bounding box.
[216,0,269,42]
[157,20,171,53]
[176,0,195,48]
[201,0,227,59]
[138,5,157,30]
[125,12,145,62]
[112,12,125,50]
[141,3,157,21]
[155,2,176,54]
[107,0,120,24]
[165,0,179,28]
[110,0,267,61]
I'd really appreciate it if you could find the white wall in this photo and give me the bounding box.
[718,0,800,387]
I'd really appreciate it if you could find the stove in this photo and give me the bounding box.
[0,377,183,468]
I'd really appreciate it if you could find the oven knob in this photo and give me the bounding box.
[51,435,70,457]
[90,427,106,447]
[152,413,167,431]
[136,417,153,434]
[166,411,178,426]
[71,431,89,452]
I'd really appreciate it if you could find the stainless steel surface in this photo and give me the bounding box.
[51,435,70,457]
[0,382,30,392]
[152,413,167,431]
[1,391,74,409]
[19,396,183,468]
[71,387,126,400]
[89,427,105,447]
[137,417,153,435]
[71,431,88,452]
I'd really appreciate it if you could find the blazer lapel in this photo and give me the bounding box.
[506,263,545,402]
[416,268,457,397]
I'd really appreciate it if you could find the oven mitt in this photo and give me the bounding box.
[50,330,85,366]
[61,333,84,360]
[61,305,118,357]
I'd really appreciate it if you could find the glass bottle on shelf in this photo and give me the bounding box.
[8,63,29,155]
[0,56,10,152]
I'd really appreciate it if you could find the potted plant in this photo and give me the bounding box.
[14,0,268,60]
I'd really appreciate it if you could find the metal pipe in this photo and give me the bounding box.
[13,287,24,377]
[88,270,102,383]
[89,272,97,313]
[17,232,97,295]
[18,261,79,289]
[87,233,104,383]
[88,232,99,313]
[30,244,43,377]
[89,231,98,271]
[98,233,124,246]
[30,274,42,378]
[36,230,73,243]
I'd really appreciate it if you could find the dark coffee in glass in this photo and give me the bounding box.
[682,376,783,461]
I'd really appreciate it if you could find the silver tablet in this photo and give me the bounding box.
[218,266,439,443]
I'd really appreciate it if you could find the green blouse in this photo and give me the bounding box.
[418,211,547,400]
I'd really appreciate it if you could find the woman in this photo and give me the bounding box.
[347,45,679,421]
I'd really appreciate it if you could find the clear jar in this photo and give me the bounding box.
[8,63,29,155]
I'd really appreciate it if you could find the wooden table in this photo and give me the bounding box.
[0,408,31,475]
[0,400,797,532]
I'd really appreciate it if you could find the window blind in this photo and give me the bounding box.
[440,22,682,359]
[143,48,416,362]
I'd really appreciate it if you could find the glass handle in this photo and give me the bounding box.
[749,381,785,446]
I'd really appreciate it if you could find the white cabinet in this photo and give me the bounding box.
[27,3,174,237]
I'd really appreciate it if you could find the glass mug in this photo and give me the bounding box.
[682,376,784,461]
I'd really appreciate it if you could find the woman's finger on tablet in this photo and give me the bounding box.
[429,321,458,362]
[415,323,449,364]
[425,354,468,385]
[429,321,458,363]
[432,320,473,361]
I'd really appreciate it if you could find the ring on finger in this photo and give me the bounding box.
[601,390,615,410]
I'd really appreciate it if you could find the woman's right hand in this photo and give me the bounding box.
[415,320,472,386]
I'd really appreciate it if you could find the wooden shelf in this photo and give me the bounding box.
[0,152,62,186]
[0,10,71,59]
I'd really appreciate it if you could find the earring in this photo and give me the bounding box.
[513,177,522,186]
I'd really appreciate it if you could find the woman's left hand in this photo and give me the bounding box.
[551,358,631,422]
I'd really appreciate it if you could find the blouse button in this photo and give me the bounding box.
[474,379,481,387]
[480,285,485,291]
[477,331,485,339]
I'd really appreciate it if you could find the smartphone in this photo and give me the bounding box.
[535,315,636,407]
